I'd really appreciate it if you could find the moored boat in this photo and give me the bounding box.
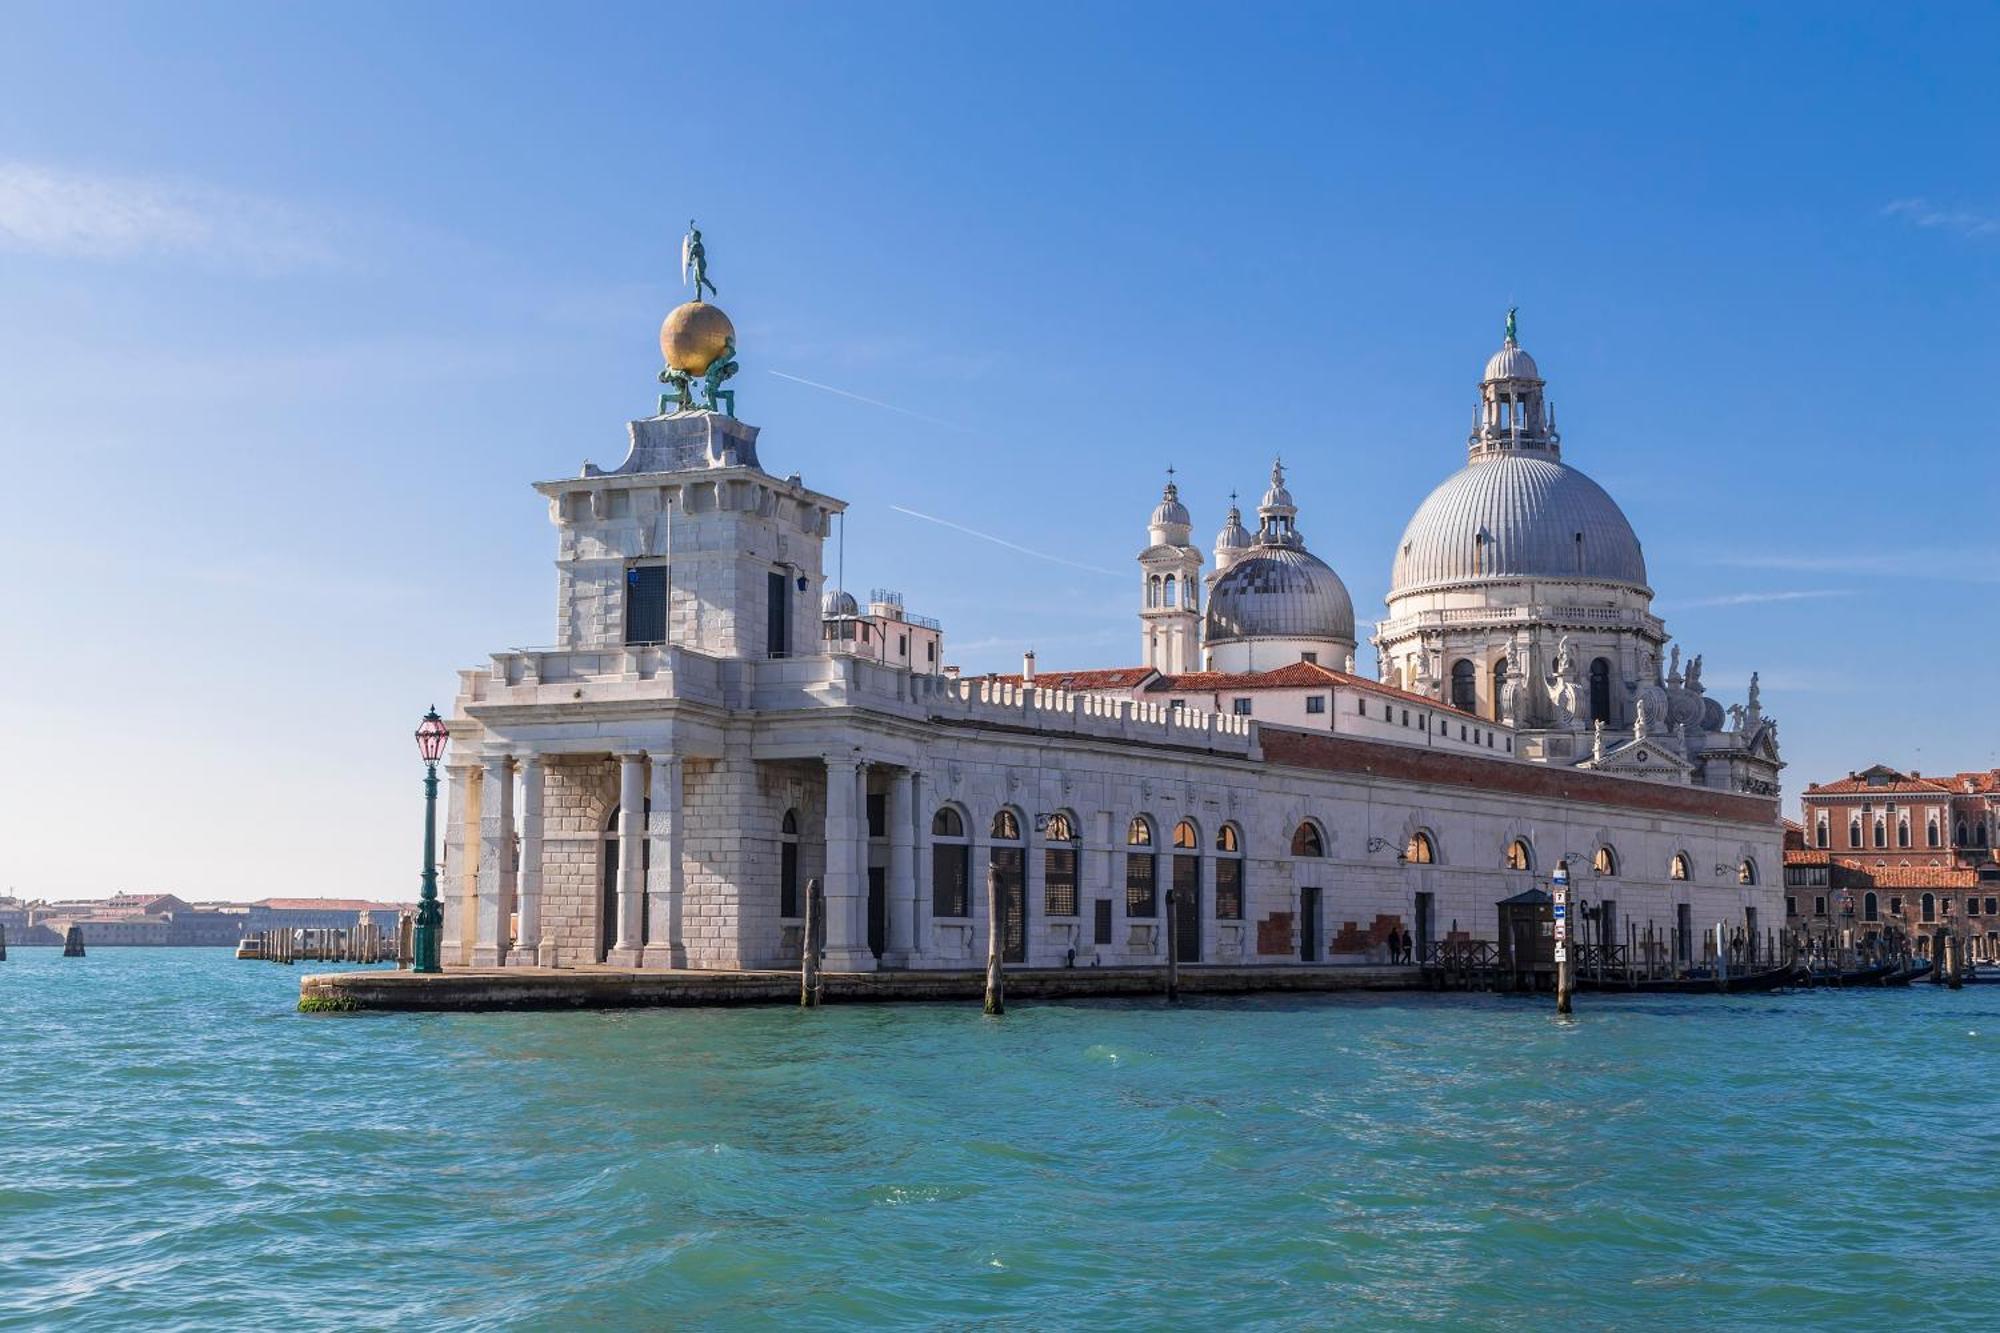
[1576,962,1799,995]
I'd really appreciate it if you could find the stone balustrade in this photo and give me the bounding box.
[461,647,1256,755]
[1374,604,1665,640]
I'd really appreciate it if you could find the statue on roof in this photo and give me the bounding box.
[682,220,718,301]
[1504,306,1519,345]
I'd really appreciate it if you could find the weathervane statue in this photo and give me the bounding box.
[658,219,739,416]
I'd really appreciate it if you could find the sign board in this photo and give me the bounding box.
[1553,945,1567,963]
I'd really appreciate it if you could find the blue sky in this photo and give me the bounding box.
[1,4,1995,900]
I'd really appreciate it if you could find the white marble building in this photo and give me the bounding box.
[439,301,1785,973]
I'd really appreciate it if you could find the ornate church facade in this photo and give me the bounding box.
[438,274,1783,974]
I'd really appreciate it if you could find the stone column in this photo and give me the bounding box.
[880,770,916,966]
[441,763,475,965]
[911,771,933,965]
[642,753,686,969]
[608,752,646,966]
[821,756,874,971]
[513,754,546,967]
[472,753,515,967]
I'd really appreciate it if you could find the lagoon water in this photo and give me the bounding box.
[3,949,1994,1330]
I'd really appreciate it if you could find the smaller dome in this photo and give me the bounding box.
[822,588,858,617]
[1259,458,1295,515]
[661,301,736,375]
[1205,545,1355,645]
[1150,480,1191,531]
[1484,341,1540,383]
[1214,502,1251,552]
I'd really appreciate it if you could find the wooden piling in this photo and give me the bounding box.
[1553,862,1572,1015]
[62,925,86,958]
[801,877,822,1008]
[984,866,1004,1016]
[1163,887,1181,1002]
[0,920,7,961]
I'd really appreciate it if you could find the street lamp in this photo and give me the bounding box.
[413,706,450,973]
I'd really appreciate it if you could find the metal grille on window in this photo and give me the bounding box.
[625,565,666,644]
[1215,857,1242,920]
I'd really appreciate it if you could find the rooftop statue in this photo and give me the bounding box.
[658,220,739,417]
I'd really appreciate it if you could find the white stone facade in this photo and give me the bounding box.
[441,391,1785,973]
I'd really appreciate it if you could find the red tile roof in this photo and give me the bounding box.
[1148,661,1486,720]
[982,667,1157,691]
[254,898,410,912]
[1833,863,1979,890]
[1806,775,1950,796]
[1784,849,1830,866]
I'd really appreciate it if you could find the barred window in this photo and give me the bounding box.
[1044,813,1079,917]
[1215,825,1243,921]
[931,807,969,917]
[1126,816,1156,918]
[625,564,666,644]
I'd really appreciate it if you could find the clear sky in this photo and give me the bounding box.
[2,4,1995,901]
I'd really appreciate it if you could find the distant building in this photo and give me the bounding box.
[245,899,412,932]
[1795,764,2000,957]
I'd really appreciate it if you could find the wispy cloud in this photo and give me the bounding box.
[1704,548,2000,584]
[891,505,1124,577]
[767,369,976,433]
[1884,197,2000,239]
[0,161,336,272]
[1673,589,1854,609]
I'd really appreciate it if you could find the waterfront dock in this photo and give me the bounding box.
[300,963,1420,1012]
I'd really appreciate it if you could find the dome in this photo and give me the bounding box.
[1150,481,1191,531]
[1484,341,1540,382]
[1214,504,1251,552]
[661,301,736,374]
[1205,545,1355,644]
[822,588,858,617]
[1390,454,1647,595]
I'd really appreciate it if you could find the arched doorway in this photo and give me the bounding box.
[990,809,1026,964]
[1589,658,1612,724]
[600,802,650,962]
[1171,819,1201,963]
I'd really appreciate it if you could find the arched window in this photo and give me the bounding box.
[1450,659,1476,712]
[1738,858,1757,886]
[1669,852,1690,881]
[1897,820,1910,849]
[1956,821,1969,846]
[1215,822,1243,920]
[1406,830,1435,864]
[1588,658,1612,724]
[1593,845,1617,877]
[1165,574,1179,607]
[779,808,801,918]
[1491,657,1508,721]
[1291,821,1325,857]
[1873,818,1886,849]
[1863,891,1879,922]
[1505,839,1532,872]
[1849,818,1862,848]
[931,806,969,918]
[1922,892,1936,923]
[990,809,1026,963]
[601,801,652,959]
[1147,575,1160,608]
[1928,819,1941,848]
[1815,819,1828,849]
[1126,816,1157,919]
[1172,819,1199,850]
[1043,812,1078,917]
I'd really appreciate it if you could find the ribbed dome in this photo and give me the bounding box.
[1214,505,1251,553]
[1151,490,1191,530]
[1484,342,1540,382]
[1206,545,1355,644]
[822,588,859,616]
[1390,454,1647,595]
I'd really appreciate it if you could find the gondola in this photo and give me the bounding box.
[1798,959,1904,988]
[1575,962,1799,995]
[1882,959,1932,986]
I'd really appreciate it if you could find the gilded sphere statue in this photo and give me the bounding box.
[660,300,735,375]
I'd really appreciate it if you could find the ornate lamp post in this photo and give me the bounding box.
[413,706,450,974]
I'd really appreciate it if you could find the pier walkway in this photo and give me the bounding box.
[301,963,1421,1012]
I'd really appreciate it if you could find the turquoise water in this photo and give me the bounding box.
[2,950,1994,1330]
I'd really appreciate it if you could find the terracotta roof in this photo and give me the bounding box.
[1947,771,2000,794]
[1784,849,1830,866]
[1806,775,1950,796]
[1837,864,1979,890]
[254,898,410,912]
[983,667,1157,691]
[1148,661,1486,720]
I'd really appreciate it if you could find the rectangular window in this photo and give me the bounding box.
[766,570,790,657]
[1358,698,1367,715]
[1400,709,1409,725]
[898,634,908,655]
[1094,898,1113,945]
[625,565,667,644]
[1215,858,1243,920]
[780,841,799,917]
[1232,697,1253,715]
[866,794,885,839]
[931,844,969,917]
[1126,852,1156,918]
[1972,898,1984,917]
[927,641,937,662]
[1305,696,1326,715]
[1045,846,1078,916]
[1785,895,1796,918]
[1301,651,1318,664]
[1814,896,1827,917]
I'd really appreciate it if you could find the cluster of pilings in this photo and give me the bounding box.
[238,919,412,967]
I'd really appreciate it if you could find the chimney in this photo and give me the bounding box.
[1022,648,1037,682]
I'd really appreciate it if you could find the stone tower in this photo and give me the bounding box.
[1138,475,1203,674]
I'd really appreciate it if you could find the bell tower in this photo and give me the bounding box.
[1138,472,1202,674]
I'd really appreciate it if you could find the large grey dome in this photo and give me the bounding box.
[1390,454,1647,595]
[1206,545,1355,644]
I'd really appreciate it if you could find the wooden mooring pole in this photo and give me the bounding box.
[62,925,86,958]
[800,877,822,1008]
[1163,887,1181,1002]
[1553,860,1573,1015]
[984,866,1004,1016]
